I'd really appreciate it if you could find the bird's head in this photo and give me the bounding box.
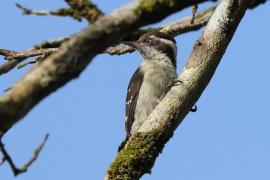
[123,31,177,68]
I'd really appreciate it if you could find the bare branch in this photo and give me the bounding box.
[0,48,57,74]
[105,0,250,179]
[16,0,103,23]
[0,48,57,61]
[0,0,265,73]
[191,4,198,24]
[0,134,49,176]
[106,6,215,55]
[0,5,215,73]
[19,134,49,174]
[13,6,215,61]
[33,37,71,49]
[161,6,214,35]
[0,45,59,74]
[0,60,20,75]
[16,3,82,21]
[65,0,104,23]
[0,0,212,134]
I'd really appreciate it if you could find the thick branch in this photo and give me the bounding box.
[105,0,250,179]
[0,0,212,133]
[8,0,266,62]
[107,6,216,55]
[0,5,215,73]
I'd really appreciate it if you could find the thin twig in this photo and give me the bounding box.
[0,39,67,75]
[0,134,49,176]
[16,0,104,23]
[19,134,49,174]
[0,48,57,74]
[16,3,83,21]
[161,6,215,36]
[0,60,20,75]
[191,4,198,24]
[3,48,57,60]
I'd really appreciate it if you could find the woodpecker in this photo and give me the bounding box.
[118,32,178,151]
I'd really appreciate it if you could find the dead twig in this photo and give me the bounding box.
[0,134,49,176]
[191,4,198,24]
[0,48,57,74]
[0,48,57,61]
[16,0,103,23]
[0,60,19,75]
[16,3,84,21]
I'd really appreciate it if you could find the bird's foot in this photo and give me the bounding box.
[173,79,183,86]
[190,104,197,112]
[167,80,197,113]
[166,79,183,91]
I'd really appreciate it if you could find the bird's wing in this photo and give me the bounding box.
[125,68,143,136]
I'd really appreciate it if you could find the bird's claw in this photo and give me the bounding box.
[166,79,183,91]
[166,80,197,113]
[190,104,197,112]
[173,79,183,86]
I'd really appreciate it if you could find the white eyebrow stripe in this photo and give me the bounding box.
[150,35,177,58]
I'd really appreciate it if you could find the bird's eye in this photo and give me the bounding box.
[146,39,152,44]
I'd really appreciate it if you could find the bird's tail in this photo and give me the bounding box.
[118,135,130,152]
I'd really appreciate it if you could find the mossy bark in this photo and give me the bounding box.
[107,131,170,180]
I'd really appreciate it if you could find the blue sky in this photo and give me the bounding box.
[0,1,270,179]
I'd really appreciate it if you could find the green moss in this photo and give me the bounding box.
[134,0,178,22]
[107,131,164,180]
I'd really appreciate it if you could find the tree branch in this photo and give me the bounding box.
[0,48,57,75]
[160,6,214,35]
[0,48,57,61]
[0,134,49,176]
[0,60,21,75]
[0,6,215,74]
[0,0,212,134]
[105,0,250,179]
[16,0,103,23]
[64,0,104,23]
[16,4,79,20]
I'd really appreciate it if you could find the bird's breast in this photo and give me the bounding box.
[131,60,177,134]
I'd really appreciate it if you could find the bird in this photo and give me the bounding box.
[118,31,179,151]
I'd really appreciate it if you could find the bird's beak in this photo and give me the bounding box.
[122,41,142,50]
[122,41,148,57]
